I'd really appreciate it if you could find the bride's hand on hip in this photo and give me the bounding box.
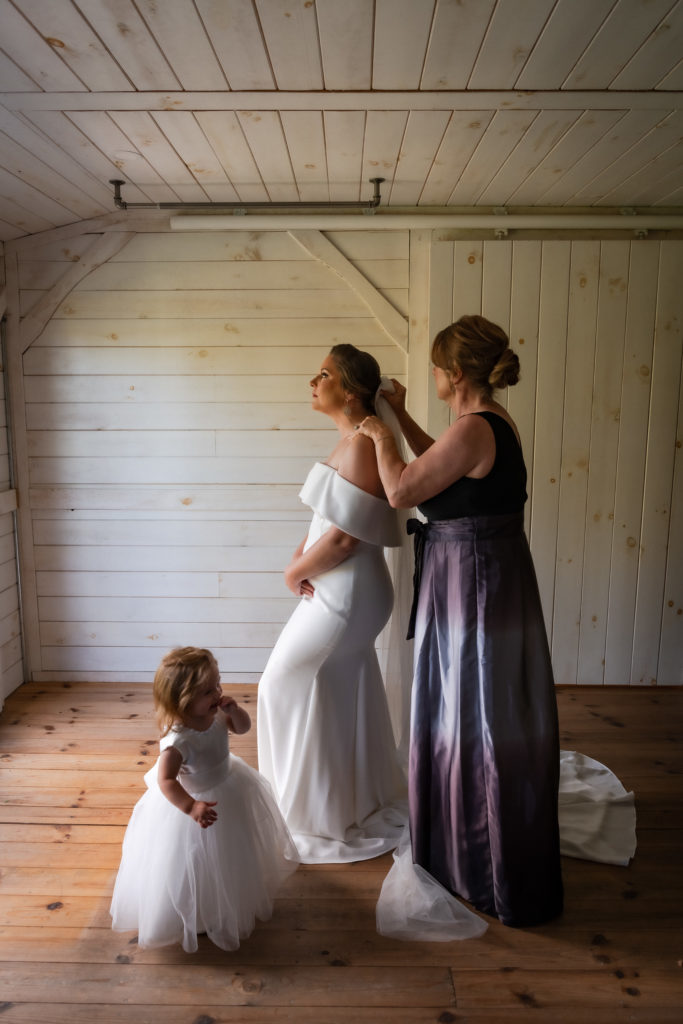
[284,563,315,598]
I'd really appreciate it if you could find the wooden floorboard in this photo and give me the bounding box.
[0,682,681,1023]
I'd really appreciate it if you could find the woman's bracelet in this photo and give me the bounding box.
[375,434,394,445]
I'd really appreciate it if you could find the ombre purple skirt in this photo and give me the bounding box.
[408,513,563,927]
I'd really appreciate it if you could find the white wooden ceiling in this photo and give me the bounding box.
[0,0,682,241]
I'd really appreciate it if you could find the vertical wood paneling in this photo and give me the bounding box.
[631,242,683,684]
[658,352,683,683]
[604,244,660,683]
[551,241,600,684]
[577,241,630,684]
[508,241,542,537]
[530,242,571,641]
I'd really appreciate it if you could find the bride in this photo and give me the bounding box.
[257,344,407,863]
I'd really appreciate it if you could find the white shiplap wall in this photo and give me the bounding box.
[17,227,408,683]
[2,227,682,688]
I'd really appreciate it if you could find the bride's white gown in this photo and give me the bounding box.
[257,462,408,863]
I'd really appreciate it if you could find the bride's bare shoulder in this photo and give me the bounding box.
[337,432,385,498]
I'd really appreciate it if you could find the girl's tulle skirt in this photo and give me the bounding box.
[110,754,299,952]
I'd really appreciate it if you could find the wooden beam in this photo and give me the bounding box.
[19,231,135,354]
[6,211,168,256]
[0,288,6,319]
[288,229,408,352]
[3,90,682,112]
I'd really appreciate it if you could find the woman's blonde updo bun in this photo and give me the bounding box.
[431,315,520,398]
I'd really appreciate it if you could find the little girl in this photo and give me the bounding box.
[110,647,299,952]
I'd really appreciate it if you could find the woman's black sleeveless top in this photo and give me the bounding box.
[418,411,527,521]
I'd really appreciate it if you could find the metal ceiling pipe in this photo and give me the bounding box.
[169,212,683,232]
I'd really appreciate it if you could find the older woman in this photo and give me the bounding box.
[359,315,563,927]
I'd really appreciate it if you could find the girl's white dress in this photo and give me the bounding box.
[257,462,408,863]
[110,717,299,952]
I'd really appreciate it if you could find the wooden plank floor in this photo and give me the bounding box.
[0,681,681,1023]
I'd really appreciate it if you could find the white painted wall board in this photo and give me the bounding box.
[421,0,496,90]
[447,111,538,205]
[36,571,285,599]
[539,110,670,205]
[451,241,483,321]
[0,168,81,229]
[108,111,209,200]
[0,0,88,91]
[255,0,323,90]
[481,240,512,349]
[40,646,271,673]
[0,130,106,220]
[657,364,683,683]
[32,519,305,548]
[573,111,683,205]
[28,486,303,513]
[24,112,152,206]
[0,51,41,92]
[41,620,284,649]
[27,429,332,459]
[316,0,373,90]
[39,596,296,624]
[477,110,583,206]
[0,199,54,239]
[508,241,542,537]
[323,112,366,203]
[28,456,314,486]
[26,402,322,431]
[194,112,269,203]
[469,0,557,89]
[134,0,228,90]
[389,111,452,207]
[551,241,600,684]
[235,111,298,203]
[34,317,394,348]
[576,241,629,685]
[34,545,292,572]
[150,111,238,197]
[281,112,329,203]
[631,242,683,684]
[419,112,494,206]
[507,110,626,206]
[604,243,660,683]
[361,111,409,199]
[195,0,274,89]
[373,0,435,89]
[515,0,619,90]
[12,0,135,91]
[563,0,679,89]
[51,289,372,319]
[529,242,571,640]
[71,0,181,90]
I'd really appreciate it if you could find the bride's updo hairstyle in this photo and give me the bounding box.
[154,646,218,735]
[431,315,520,399]
[330,344,382,415]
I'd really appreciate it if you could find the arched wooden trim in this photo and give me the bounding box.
[19,231,135,354]
[288,229,408,352]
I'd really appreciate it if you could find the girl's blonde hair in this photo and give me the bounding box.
[431,315,520,399]
[153,646,218,736]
